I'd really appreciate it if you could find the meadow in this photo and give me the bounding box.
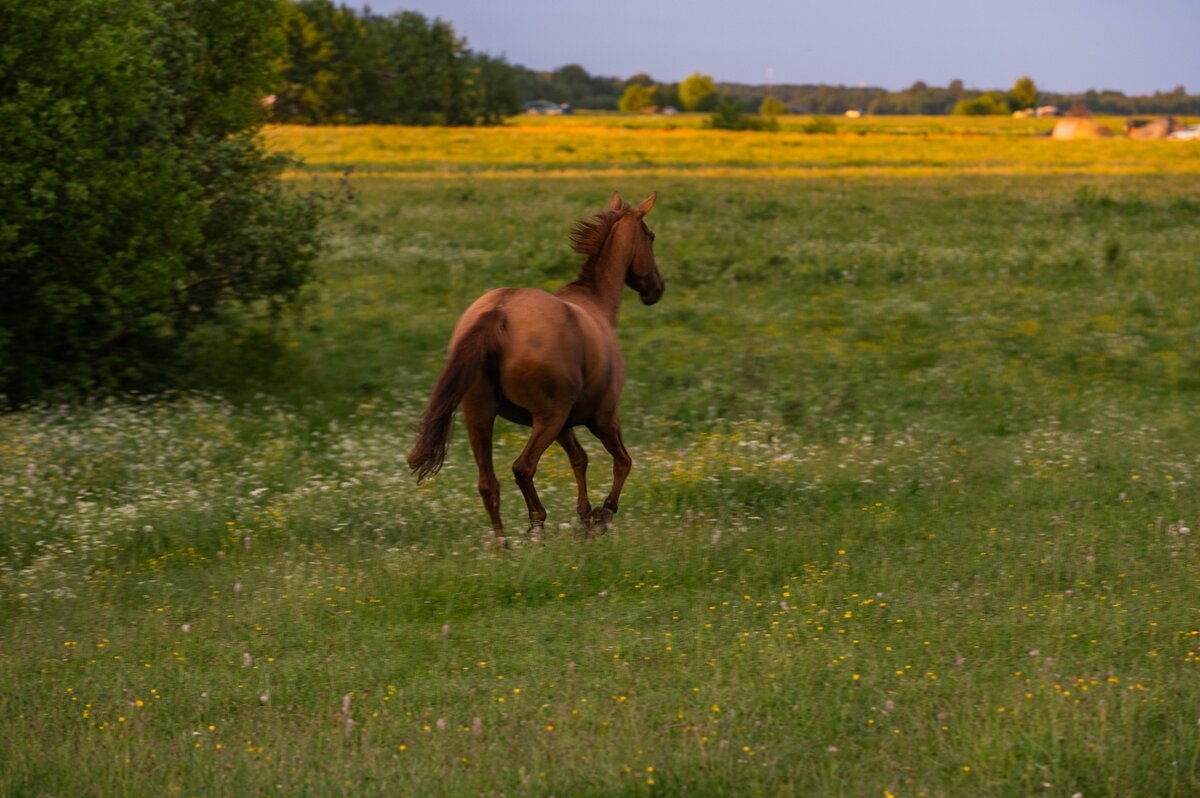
[2,115,1199,797]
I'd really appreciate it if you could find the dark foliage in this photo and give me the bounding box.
[0,0,327,404]
[271,2,521,125]
[705,100,779,131]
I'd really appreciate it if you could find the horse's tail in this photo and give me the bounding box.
[407,309,504,483]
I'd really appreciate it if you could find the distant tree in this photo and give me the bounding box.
[759,96,787,117]
[466,53,522,124]
[624,73,655,87]
[359,11,471,124]
[953,91,1011,116]
[1010,75,1038,109]
[551,63,599,105]
[801,115,838,134]
[273,4,520,124]
[651,83,680,109]
[522,64,624,108]
[274,0,367,122]
[705,99,778,131]
[619,84,654,112]
[679,72,716,111]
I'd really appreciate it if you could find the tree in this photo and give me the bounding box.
[359,11,472,125]
[679,72,716,111]
[619,83,654,112]
[651,83,680,109]
[273,0,367,122]
[272,4,520,125]
[550,64,597,105]
[466,53,521,124]
[1010,75,1038,109]
[759,96,787,117]
[706,99,778,131]
[952,92,1012,116]
[0,0,327,403]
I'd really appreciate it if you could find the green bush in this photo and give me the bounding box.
[0,0,328,404]
[619,83,654,112]
[759,96,787,117]
[952,92,1013,116]
[801,115,839,134]
[705,100,779,131]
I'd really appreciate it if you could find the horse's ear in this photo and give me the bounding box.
[636,192,657,217]
[610,191,623,211]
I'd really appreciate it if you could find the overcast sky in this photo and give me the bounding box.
[360,1,1197,94]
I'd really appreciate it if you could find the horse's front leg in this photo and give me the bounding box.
[512,413,569,536]
[557,427,593,527]
[587,416,631,532]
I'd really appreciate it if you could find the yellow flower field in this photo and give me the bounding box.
[263,114,1200,179]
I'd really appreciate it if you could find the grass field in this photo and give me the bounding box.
[3,116,1200,796]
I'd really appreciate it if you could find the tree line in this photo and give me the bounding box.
[272,0,521,124]
[719,79,1200,117]
[275,2,1200,122]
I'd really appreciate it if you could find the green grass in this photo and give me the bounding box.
[3,122,1200,796]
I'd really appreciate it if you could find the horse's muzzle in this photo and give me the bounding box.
[640,285,664,305]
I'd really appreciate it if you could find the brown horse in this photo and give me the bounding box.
[407,191,664,537]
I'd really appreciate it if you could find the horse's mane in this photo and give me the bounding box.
[567,201,630,284]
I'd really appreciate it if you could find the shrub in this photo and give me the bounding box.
[679,72,717,111]
[802,115,839,134]
[759,96,787,117]
[705,100,779,132]
[619,84,654,112]
[952,92,1012,116]
[0,0,328,404]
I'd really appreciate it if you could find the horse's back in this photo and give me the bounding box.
[452,287,620,420]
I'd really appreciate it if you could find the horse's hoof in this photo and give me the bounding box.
[586,508,613,534]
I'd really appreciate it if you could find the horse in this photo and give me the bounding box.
[406,191,664,538]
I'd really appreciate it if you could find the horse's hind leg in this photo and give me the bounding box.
[462,398,503,534]
[512,412,569,535]
[587,416,632,531]
[557,428,592,525]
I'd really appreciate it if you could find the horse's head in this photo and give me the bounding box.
[614,191,664,306]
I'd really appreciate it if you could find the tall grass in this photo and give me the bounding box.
[3,120,1199,796]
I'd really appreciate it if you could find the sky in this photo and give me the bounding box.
[360,1,1197,95]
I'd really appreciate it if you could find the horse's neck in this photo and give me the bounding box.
[559,281,621,327]
[561,229,630,326]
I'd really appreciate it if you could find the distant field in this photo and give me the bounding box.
[263,114,1200,179]
[3,118,1200,796]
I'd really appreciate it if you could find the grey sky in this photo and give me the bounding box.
[360,1,1197,94]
